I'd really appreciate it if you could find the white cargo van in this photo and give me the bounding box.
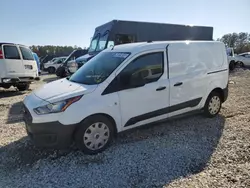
[23,41,229,154]
[0,43,38,91]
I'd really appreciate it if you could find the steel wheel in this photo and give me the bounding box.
[208,96,221,115]
[75,115,115,154]
[204,91,222,118]
[83,122,110,150]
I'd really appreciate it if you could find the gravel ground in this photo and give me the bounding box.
[0,69,250,188]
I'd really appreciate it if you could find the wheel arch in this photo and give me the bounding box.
[48,66,56,70]
[208,87,225,102]
[74,113,118,136]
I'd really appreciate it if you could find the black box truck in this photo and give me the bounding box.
[88,20,213,54]
[58,20,213,77]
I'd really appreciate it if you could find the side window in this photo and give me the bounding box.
[107,41,115,48]
[115,34,136,45]
[3,45,21,60]
[20,47,34,60]
[119,52,164,89]
[57,59,63,64]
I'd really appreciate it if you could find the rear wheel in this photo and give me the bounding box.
[204,91,222,118]
[16,83,30,91]
[48,67,56,74]
[74,115,115,154]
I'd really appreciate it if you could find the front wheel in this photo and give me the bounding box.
[203,92,222,118]
[74,115,115,154]
[56,67,66,78]
[48,67,55,74]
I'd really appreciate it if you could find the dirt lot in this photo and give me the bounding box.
[0,69,250,188]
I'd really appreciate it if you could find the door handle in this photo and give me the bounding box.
[156,86,166,91]
[174,82,183,86]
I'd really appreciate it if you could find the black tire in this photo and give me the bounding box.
[203,91,222,118]
[16,83,30,91]
[229,61,235,71]
[2,84,11,89]
[238,61,244,67]
[74,115,115,154]
[48,67,55,74]
[56,67,66,78]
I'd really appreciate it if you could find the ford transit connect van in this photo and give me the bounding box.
[0,43,38,91]
[23,41,229,154]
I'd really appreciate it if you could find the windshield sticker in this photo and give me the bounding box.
[113,53,129,58]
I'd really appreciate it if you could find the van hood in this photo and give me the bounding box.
[34,78,97,102]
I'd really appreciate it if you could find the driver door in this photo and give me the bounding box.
[116,51,170,130]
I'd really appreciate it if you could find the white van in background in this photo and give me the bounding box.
[0,43,38,91]
[23,41,229,154]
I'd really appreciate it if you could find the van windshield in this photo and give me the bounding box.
[88,35,100,53]
[69,52,130,85]
[88,31,110,53]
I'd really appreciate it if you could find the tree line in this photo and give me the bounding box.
[217,32,250,54]
[30,45,88,58]
[30,32,250,59]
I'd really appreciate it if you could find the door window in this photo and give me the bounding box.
[119,52,164,90]
[56,59,63,64]
[107,41,115,48]
[20,47,34,60]
[3,45,21,59]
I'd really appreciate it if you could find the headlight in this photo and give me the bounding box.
[2,78,11,83]
[34,95,82,115]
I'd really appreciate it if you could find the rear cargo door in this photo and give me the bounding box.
[2,44,25,77]
[19,46,38,76]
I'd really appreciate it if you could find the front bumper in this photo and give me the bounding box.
[1,77,35,84]
[23,105,76,149]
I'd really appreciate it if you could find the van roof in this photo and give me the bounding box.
[97,19,213,29]
[105,40,223,53]
[112,19,213,28]
[0,42,30,48]
[0,42,15,46]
